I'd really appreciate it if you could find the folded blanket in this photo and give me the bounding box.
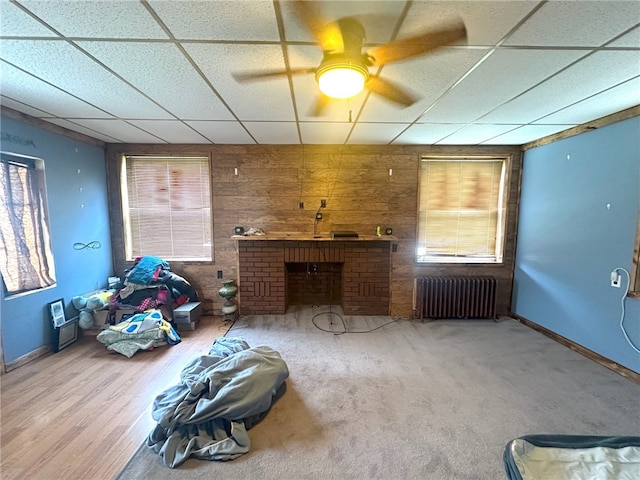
[147,337,289,467]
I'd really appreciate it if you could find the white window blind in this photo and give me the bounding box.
[417,156,508,263]
[122,155,212,261]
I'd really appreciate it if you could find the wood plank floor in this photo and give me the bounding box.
[0,316,231,480]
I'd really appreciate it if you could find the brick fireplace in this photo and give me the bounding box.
[236,238,392,315]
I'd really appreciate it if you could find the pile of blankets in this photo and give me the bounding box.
[96,309,180,357]
[111,255,198,313]
[147,337,289,468]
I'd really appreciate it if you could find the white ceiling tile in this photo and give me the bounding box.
[184,43,294,121]
[77,41,233,121]
[360,48,489,123]
[186,121,255,144]
[148,0,279,41]
[403,1,540,46]
[607,25,640,47]
[480,50,640,124]
[243,122,299,144]
[126,120,211,143]
[0,96,54,118]
[0,1,57,37]
[44,118,124,143]
[420,48,587,124]
[504,1,640,47]
[18,0,168,39]
[300,122,352,144]
[483,125,577,145]
[280,1,404,44]
[436,123,523,145]
[534,77,640,125]
[347,123,410,144]
[393,123,464,144]
[1,39,173,119]
[70,119,166,143]
[0,62,114,118]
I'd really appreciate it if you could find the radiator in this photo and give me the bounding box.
[413,276,497,320]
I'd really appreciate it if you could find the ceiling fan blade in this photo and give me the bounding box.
[232,67,311,82]
[308,94,331,117]
[367,19,467,65]
[366,76,418,107]
[289,1,344,52]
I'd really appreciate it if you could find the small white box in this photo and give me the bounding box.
[173,302,202,324]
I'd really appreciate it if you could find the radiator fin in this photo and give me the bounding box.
[414,276,497,320]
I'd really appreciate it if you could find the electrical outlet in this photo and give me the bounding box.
[316,212,323,220]
[321,199,326,208]
[298,201,304,209]
[217,270,223,279]
[610,270,620,288]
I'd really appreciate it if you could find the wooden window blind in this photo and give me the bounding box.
[122,155,212,261]
[417,156,508,263]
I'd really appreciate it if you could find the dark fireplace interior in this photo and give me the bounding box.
[286,262,343,306]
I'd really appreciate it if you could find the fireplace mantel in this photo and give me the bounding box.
[233,233,395,241]
[234,236,393,315]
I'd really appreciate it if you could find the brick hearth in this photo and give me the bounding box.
[236,239,391,315]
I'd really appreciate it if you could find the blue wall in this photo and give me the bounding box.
[1,116,113,364]
[513,116,640,374]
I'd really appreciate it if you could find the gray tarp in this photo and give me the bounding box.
[147,337,289,468]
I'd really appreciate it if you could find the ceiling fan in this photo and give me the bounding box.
[232,1,467,116]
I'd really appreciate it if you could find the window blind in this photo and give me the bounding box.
[123,155,212,261]
[417,156,507,262]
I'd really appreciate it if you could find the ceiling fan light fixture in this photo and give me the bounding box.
[316,62,368,99]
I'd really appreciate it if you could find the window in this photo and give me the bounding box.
[416,155,510,263]
[121,155,212,261]
[0,152,56,295]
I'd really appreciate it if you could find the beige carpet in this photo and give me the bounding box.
[117,306,640,479]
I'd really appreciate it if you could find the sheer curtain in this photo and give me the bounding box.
[0,153,56,295]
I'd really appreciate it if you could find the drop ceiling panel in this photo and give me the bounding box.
[185,43,294,121]
[504,1,640,47]
[186,121,255,144]
[18,0,168,39]
[608,25,640,47]
[300,122,352,144]
[360,48,489,123]
[243,122,299,144]
[535,77,640,125]
[394,123,466,144]
[126,120,210,143]
[77,41,233,121]
[419,48,588,124]
[0,1,58,37]
[0,96,54,118]
[73,119,168,143]
[45,118,127,143]
[484,124,577,145]
[436,123,526,145]
[348,123,410,145]
[481,50,640,124]
[402,1,539,45]
[0,63,113,118]
[279,1,404,44]
[148,0,279,41]
[1,40,173,119]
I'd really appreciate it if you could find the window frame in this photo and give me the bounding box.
[0,151,57,296]
[120,154,214,263]
[415,154,511,265]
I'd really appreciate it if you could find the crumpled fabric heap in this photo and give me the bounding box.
[147,337,289,468]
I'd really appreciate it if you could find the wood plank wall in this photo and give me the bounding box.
[105,144,522,317]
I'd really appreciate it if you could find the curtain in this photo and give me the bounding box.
[0,153,56,294]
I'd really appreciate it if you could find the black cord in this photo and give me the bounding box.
[311,309,403,335]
